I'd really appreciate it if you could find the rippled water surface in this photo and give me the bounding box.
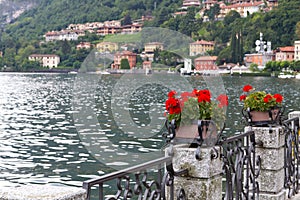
[0,73,299,188]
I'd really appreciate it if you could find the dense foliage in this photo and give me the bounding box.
[0,0,300,71]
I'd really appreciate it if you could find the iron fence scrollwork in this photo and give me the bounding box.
[217,130,261,200]
[83,155,188,200]
[283,117,300,198]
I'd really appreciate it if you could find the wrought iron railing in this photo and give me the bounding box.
[283,117,300,198]
[82,156,188,200]
[82,116,300,200]
[217,130,261,200]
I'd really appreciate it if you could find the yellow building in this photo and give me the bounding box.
[96,42,118,53]
[142,42,164,61]
[189,40,215,56]
[144,42,164,53]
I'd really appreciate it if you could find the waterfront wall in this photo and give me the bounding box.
[0,185,86,200]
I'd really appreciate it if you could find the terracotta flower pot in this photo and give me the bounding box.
[175,120,218,147]
[250,109,280,122]
[246,107,281,126]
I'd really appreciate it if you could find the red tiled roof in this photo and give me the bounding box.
[191,40,214,45]
[279,46,294,52]
[121,51,137,56]
[204,0,218,4]
[223,2,264,9]
[29,54,59,57]
[195,56,218,61]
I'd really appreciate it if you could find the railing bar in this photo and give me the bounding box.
[83,156,172,186]
[99,183,103,200]
[158,164,162,187]
[170,183,174,200]
[219,131,254,144]
[283,117,299,124]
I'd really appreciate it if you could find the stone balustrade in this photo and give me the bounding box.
[0,185,86,200]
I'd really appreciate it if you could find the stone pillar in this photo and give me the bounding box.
[245,126,286,200]
[0,185,87,200]
[170,144,223,200]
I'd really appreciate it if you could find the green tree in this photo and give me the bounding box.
[295,21,300,40]
[280,60,289,70]
[292,60,300,71]
[230,30,243,64]
[3,48,16,69]
[21,60,41,70]
[122,14,132,25]
[120,58,130,69]
[153,47,161,63]
[249,63,258,72]
[216,46,231,65]
[223,10,241,26]
[204,4,220,21]
[60,40,72,55]
[15,45,35,66]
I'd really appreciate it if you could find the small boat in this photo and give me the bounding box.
[68,71,78,74]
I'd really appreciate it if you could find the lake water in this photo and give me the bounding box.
[0,73,299,189]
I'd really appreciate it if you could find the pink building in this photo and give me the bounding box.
[194,56,218,71]
[275,46,294,61]
[111,51,137,69]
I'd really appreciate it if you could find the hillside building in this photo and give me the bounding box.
[219,1,265,18]
[111,51,137,69]
[182,0,201,9]
[44,30,84,42]
[275,46,294,62]
[294,41,300,61]
[194,56,218,71]
[76,42,91,50]
[28,54,60,68]
[189,40,215,57]
[121,23,143,34]
[141,42,164,61]
[96,42,118,53]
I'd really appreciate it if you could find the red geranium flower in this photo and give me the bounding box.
[240,95,247,101]
[168,90,177,98]
[181,92,195,103]
[192,89,200,96]
[217,94,228,107]
[243,85,253,92]
[263,94,273,103]
[165,97,179,110]
[165,88,227,124]
[273,93,283,103]
[198,89,211,103]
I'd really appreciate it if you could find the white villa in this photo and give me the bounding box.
[28,54,60,68]
[44,30,84,42]
[294,41,300,61]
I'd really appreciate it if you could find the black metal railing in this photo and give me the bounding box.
[83,156,188,200]
[217,130,261,200]
[283,117,300,198]
[82,116,300,200]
